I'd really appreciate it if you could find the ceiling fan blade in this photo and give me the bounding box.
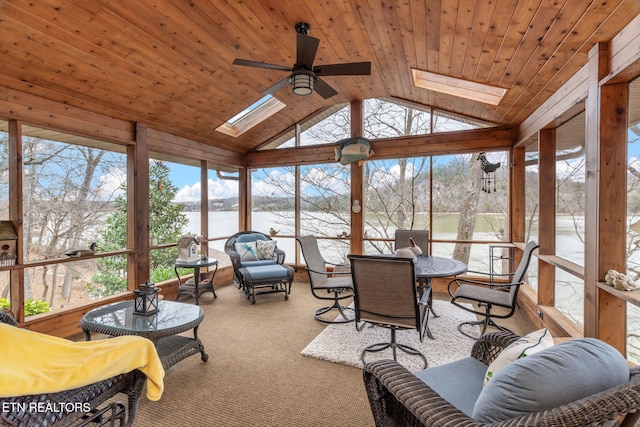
[314,62,371,76]
[260,77,290,96]
[233,58,292,72]
[296,33,320,68]
[314,78,338,99]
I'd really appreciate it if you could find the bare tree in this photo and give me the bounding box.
[20,136,124,308]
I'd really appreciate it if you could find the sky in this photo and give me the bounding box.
[159,127,640,203]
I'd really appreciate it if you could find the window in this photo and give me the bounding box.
[525,138,540,290]
[300,105,350,146]
[147,156,200,281]
[432,152,509,269]
[432,110,493,133]
[628,302,640,365]
[555,112,586,266]
[628,76,640,280]
[207,167,239,255]
[550,113,586,330]
[20,125,127,315]
[363,157,430,255]
[251,167,296,259]
[216,95,286,137]
[364,98,432,138]
[300,163,351,264]
[555,269,584,329]
[0,120,8,220]
[627,76,640,364]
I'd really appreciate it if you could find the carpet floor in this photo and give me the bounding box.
[129,280,535,426]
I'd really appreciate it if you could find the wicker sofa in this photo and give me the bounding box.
[363,331,640,426]
[0,311,146,427]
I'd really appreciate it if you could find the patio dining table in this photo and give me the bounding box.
[412,255,468,339]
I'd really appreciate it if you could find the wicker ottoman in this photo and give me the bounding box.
[238,264,294,304]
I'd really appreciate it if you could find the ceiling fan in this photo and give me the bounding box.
[233,22,371,99]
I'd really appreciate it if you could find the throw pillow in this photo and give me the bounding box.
[256,240,277,260]
[235,241,258,261]
[483,328,553,386]
[472,338,629,423]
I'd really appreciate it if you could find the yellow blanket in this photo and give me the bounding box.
[0,323,165,400]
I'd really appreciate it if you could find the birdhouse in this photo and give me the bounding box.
[0,221,17,267]
[177,236,199,262]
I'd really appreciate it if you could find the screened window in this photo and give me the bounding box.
[432,110,492,133]
[524,138,540,290]
[207,168,239,255]
[626,76,640,364]
[300,163,351,263]
[432,151,508,269]
[251,167,296,258]
[0,120,7,220]
[20,125,127,314]
[299,105,350,146]
[555,112,586,266]
[363,157,430,255]
[364,99,431,138]
[628,76,640,280]
[555,269,584,329]
[628,303,640,365]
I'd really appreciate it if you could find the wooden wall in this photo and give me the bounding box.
[514,13,640,355]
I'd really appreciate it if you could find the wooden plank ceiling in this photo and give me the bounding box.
[0,0,637,156]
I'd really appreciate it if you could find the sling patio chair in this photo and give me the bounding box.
[297,235,355,323]
[448,240,540,339]
[349,254,430,369]
[394,229,430,255]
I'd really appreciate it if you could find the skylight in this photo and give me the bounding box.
[216,95,286,137]
[411,69,507,106]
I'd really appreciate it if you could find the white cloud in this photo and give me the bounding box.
[252,169,295,197]
[98,167,126,200]
[208,178,239,199]
[174,182,201,202]
[388,163,415,180]
[173,178,239,202]
[302,167,349,194]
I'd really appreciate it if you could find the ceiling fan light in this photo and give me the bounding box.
[291,73,314,96]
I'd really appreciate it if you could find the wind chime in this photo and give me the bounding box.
[476,152,501,193]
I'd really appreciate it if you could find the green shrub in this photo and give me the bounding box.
[0,298,51,316]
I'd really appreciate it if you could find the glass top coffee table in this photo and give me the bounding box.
[80,300,208,369]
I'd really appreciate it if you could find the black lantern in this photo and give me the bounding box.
[133,281,159,315]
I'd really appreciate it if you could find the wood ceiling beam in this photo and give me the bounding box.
[244,127,514,168]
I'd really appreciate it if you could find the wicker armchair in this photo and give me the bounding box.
[0,313,146,427]
[363,331,640,427]
[224,230,286,287]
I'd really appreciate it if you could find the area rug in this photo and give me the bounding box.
[301,300,479,372]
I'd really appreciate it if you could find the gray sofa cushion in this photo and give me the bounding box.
[414,356,488,417]
[472,338,630,423]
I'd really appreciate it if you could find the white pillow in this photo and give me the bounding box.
[483,328,553,386]
[256,240,277,260]
[235,241,258,261]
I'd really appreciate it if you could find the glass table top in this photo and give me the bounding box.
[82,300,203,333]
[175,257,218,268]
